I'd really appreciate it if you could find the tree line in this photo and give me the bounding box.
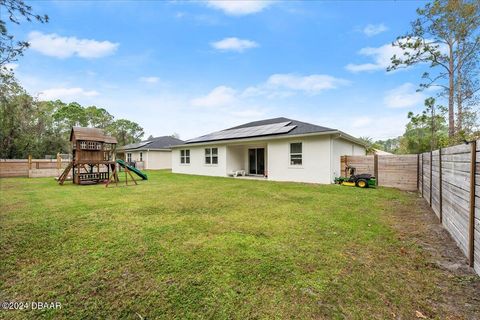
[0,71,145,158]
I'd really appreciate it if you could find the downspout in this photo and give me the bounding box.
[330,133,342,183]
[146,149,149,170]
[330,136,333,183]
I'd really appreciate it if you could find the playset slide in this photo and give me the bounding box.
[116,159,148,180]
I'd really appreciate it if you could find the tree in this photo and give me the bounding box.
[388,0,480,138]
[85,106,114,128]
[453,0,480,133]
[52,102,88,136]
[107,119,144,146]
[398,98,449,154]
[373,138,401,154]
[170,132,180,139]
[0,70,34,157]
[0,0,48,66]
[0,71,68,158]
[358,136,375,154]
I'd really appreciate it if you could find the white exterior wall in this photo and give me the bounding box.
[124,150,172,169]
[226,145,245,173]
[331,137,366,180]
[145,151,171,169]
[267,135,332,184]
[171,134,365,184]
[172,145,227,177]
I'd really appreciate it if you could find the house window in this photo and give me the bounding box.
[290,142,302,165]
[180,149,190,164]
[127,153,132,162]
[140,152,143,161]
[205,148,218,165]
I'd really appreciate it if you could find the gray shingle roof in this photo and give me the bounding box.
[120,136,184,150]
[185,117,336,144]
[226,117,335,135]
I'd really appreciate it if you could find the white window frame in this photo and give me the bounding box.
[139,152,143,162]
[205,147,218,165]
[180,149,190,165]
[289,142,303,166]
[127,153,132,162]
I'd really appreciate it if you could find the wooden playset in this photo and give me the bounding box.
[58,127,148,186]
[58,127,117,185]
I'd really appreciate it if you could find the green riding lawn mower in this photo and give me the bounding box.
[334,165,376,188]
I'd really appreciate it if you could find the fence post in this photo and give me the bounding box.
[439,148,443,224]
[56,153,61,170]
[28,155,32,170]
[341,156,347,177]
[429,151,433,206]
[374,154,379,186]
[469,140,476,267]
[417,154,420,191]
[421,153,424,197]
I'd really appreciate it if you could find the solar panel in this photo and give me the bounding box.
[187,121,296,143]
[122,141,150,149]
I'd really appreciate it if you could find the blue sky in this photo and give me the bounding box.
[8,0,435,140]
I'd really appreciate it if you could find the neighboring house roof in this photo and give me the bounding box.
[183,117,362,145]
[70,127,117,144]
[372,148,393,155]
[119,136,184,151]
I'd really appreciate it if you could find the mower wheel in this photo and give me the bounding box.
[356,179,369,188]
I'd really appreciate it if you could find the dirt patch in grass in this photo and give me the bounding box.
[385,192,480,319]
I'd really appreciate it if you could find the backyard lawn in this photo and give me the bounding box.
[1,170,479,319]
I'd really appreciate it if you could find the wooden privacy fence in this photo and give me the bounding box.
[340,154,418,191]
[0,156,69,178]
[341,143,480,275]
[419,142,480,275]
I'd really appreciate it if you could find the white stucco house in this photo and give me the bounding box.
[118,136,184,170]
[171,117,366,184]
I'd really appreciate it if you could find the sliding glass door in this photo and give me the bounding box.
[248,148,265,175]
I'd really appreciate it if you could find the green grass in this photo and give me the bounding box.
[0,171,471,319]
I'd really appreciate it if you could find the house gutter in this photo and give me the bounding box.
[172,130,340,148]
[331,132,367,148]
[172,130,366,148]
[117,148,173,152]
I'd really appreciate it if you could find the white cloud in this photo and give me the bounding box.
[346,39,448,73]
[190,73,347,110]
[211,37,258,52]
[265,74,349,94]
[243,73,349,98]
[38,87,100,101]
[384,83,425,109]
[362,24,388,37]
[338,115,408,140]
[27,31,119,59]
[190,86,237,108]
[139,76,160,84]
[206,0,273,16]
[345,43,402,72]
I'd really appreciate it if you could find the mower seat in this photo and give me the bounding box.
[355,174,372,180]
